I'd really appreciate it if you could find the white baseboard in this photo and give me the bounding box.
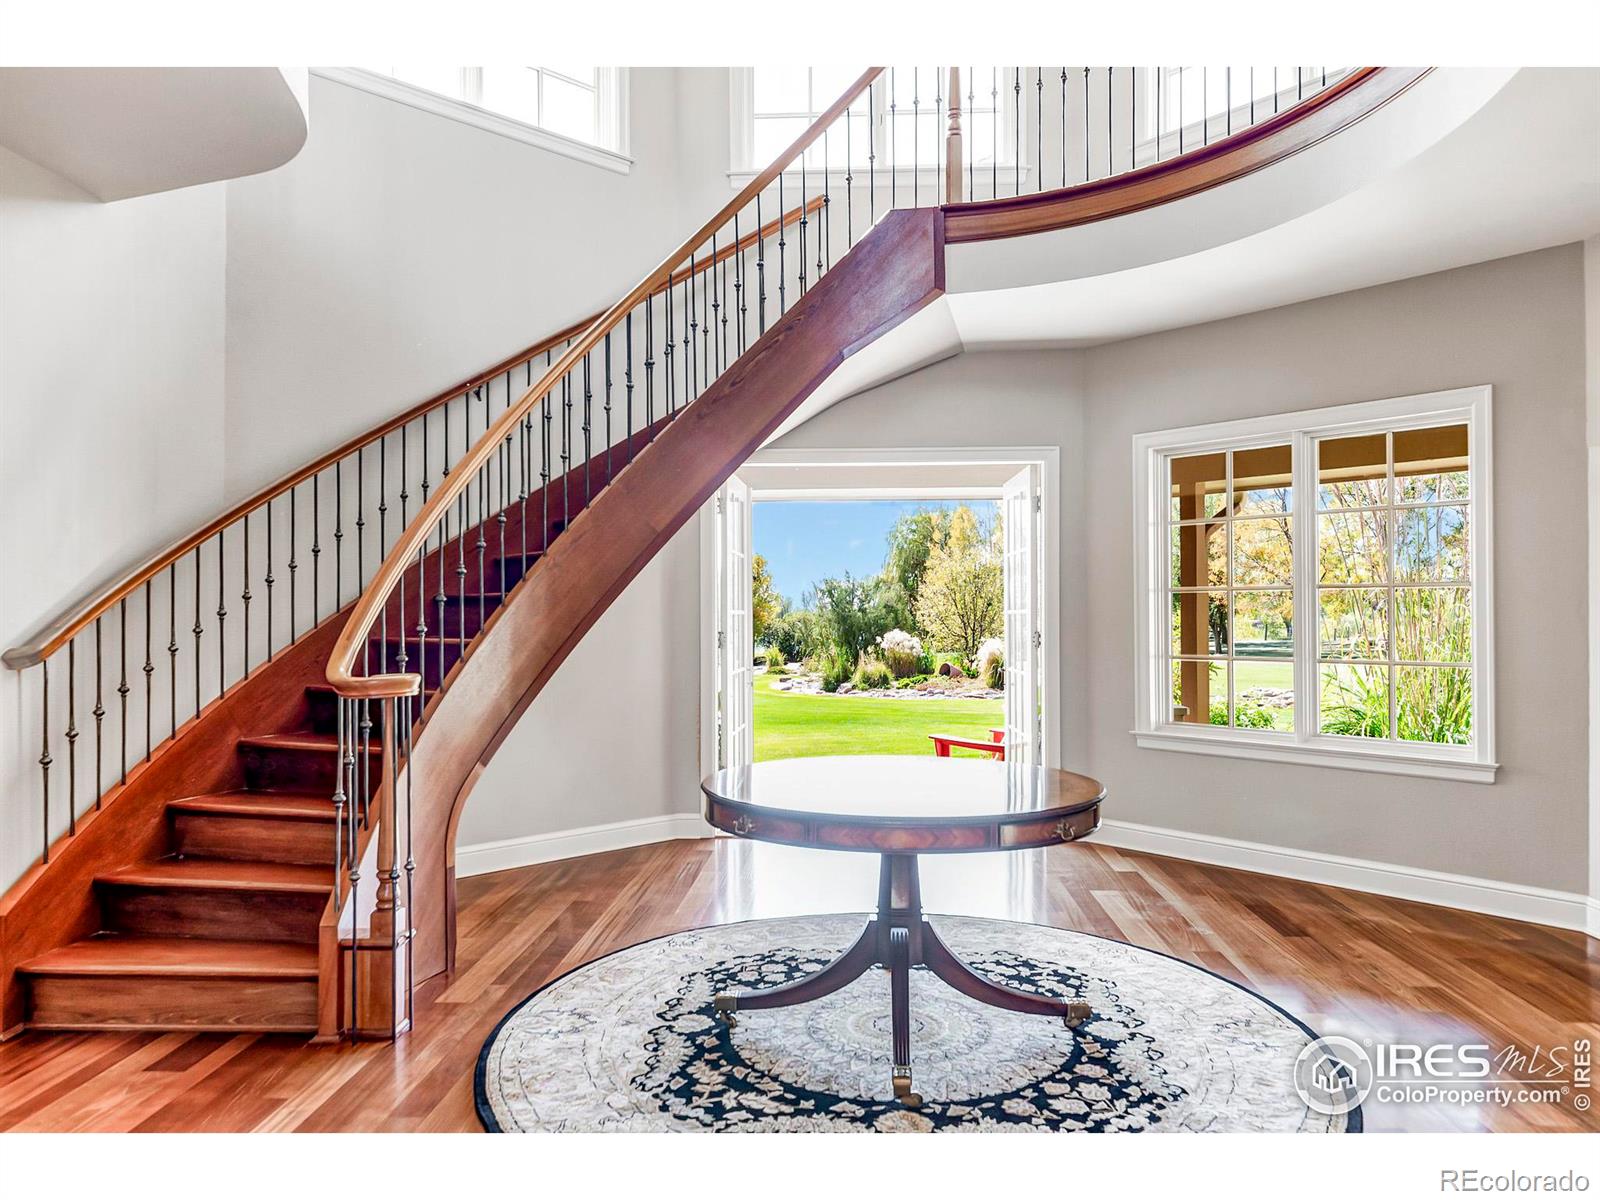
[456,812,712,879]
[1095,818,1597,937]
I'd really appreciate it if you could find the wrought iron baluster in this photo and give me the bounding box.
[475,388,488,635]
[334,461,344,610]
[625,313,636,459]
[311,473,322,622]
[241,512,252,679]
[582,354,593,505]
[1083,68,1090,183]
[39,660,51,861]
[192,546,203,718]
[604,332,614,483]
[868,80,877,223]
[1035,67,1043,192]
[288,485,298,643]
[216,529,227,697]
[1013,68,1021,196]
[65,641,77,835]
[684,254,695,402]
[912,67,918,207]
[118,597,129,784]
[1108,67,1113,178]
[798,157,807,294]
[776,176,787,316]
[265,501,274,662]
[93,618,104,804]
[1060,68,1068,187]
[756,192,767,336]
[143,580,153,759]
[168,563,177,735]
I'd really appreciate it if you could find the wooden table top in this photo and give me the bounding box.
[700,756,1104,854]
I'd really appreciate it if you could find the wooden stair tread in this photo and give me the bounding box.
[236,732,346,754]
[19,936,318,978]
[98,858,332,893]
[168,790,334,821]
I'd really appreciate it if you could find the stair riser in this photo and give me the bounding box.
[99,885,326,943]
[171,812,336,866]
[430,552,534,598]
[27,974,317,1032]
[240,743,369,793]
[305,690,387,737]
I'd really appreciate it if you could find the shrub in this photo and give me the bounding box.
[768,610,820,664]
[853,658,893,690]
[763,645,786,672]
[976,637,1004,689]
[876,629,925,678]
[820,651,852,693]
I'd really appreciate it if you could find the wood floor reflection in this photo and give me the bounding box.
[0,837,1595,1132]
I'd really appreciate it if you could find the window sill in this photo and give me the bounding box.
[1131,727,1498,784]
[314,68,633,175]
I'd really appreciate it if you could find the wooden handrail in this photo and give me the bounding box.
[324,68,886,698]
[2,196,826,673]
[941,68,1429,242]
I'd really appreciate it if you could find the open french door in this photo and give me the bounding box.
[1002,465,1041,766]
[716,475,754,773]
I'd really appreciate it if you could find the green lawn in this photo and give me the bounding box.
[753,671,1005,761]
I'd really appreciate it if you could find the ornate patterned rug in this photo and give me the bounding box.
[475,914,1359,1133]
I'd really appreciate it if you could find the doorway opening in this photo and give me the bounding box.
[702,448,1059,776]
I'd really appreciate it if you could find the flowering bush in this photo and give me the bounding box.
[976,638,1005,690]
[876,629,925,679]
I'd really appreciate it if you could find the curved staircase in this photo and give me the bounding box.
[1,66,1418,1041]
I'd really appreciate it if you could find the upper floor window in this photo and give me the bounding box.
[1132,386,1495,782]
[730,67,1017,180]
[321,66,630,172]
[1139,66,1354,159]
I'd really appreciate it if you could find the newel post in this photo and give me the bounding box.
[945,66,964,202]
[351,696,411,1040]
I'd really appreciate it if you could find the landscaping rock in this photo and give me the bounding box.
[836,682,854,694]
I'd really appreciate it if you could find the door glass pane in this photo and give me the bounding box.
[1169,451,1227,521]
[1170,659,1227,726]
[1170,523,1225,588]
[1395,423,1468,503]
[1318,433,1387,508]
[1318,588,1388,660]
[1233,591,1292,657]
[1395,505,1469,582]
[1396,666,1472,744]
[1233,659,1293,731]
[1171,592,1228,656]
[1232,518,1293,587]
[1231,444,1292,514]
[1319,664,1391,738]
[1318,510,1388,584]
[1395,587,1471,664]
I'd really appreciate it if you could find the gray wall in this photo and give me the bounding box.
[1082,244,1589,892]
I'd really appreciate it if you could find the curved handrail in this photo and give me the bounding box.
[941,67,1428,242]
[325,68,886,698]
[2,196,824,673]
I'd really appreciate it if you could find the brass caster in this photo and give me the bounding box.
[713,994,739,1027]
[892,1071,922,1109]
[1063,1002,1092,1030]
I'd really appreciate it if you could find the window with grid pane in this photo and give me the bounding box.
[363,67,614,150]
[1134,387,1493,781]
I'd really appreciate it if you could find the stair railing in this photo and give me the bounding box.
[320,63,1425,1037]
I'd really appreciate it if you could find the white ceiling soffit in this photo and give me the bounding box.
[764,298,964,443]
[944,68,1600,350]
[0,68,309,202]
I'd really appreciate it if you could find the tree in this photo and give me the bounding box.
[913,513,1003,660]
[811,573,896,667]
[751,554,781,647]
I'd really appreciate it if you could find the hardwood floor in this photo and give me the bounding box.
[0,836,1595,1132]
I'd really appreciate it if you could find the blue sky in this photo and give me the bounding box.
[754,499,1000,608]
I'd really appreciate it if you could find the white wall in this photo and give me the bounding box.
[220,69,702,500]
[0,145,227,886]
[1082,244,1589,894]
[1585,234,1600,917]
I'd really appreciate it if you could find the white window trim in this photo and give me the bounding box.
[725,68,1031,191]
[1131,385,1497,784]
[313,68,633,174]
[700,445,1063,773]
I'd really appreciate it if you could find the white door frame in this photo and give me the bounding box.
[698,445,1063,773]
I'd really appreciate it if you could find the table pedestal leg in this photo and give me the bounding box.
[713,852,1088,1107]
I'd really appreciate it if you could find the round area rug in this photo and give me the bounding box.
[475,914,1358,1133]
